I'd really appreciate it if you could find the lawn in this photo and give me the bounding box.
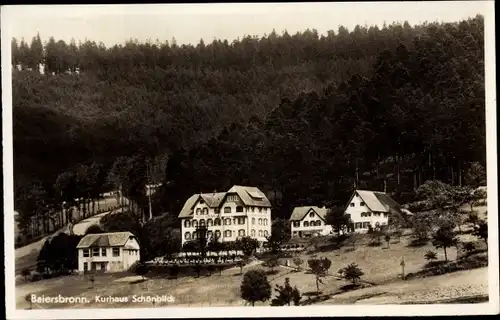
[286,232,449,285]
[16,262,295,309]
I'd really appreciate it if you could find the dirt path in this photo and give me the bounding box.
[318,267,488,305]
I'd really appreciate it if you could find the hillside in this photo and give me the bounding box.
[13,16,486,228]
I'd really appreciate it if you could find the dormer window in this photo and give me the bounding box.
[350,203,355,207]
[199,200,205,204]
[360,202,365,206]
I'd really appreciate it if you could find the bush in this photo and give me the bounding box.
[424,251,438,261]
[462,242,476,255]
[341,263,364,285]
[169,264,180,278]
[240,269,272,306]
[21,268,31,281]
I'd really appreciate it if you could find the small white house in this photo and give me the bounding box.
[289,206,332,238]
[345,190,402,232]
[76,231,140,273]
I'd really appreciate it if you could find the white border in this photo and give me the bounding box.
[2,2,499,319]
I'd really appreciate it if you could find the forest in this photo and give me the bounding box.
[12,15,486,239]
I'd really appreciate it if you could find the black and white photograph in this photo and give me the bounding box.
[2,2,498,318]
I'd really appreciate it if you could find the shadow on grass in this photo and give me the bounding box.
[406,239,429,247]
[265,270,280,276]
[129,278,147,284]
[303,291,323,297]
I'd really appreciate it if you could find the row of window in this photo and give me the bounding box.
[350,201,366,207]
[360,212,388,217]
[83,247,121,257]
[195,206,268,215]
[354,221,386,229]
[185,217,269,228]
[184,229,269,240]
[292,220,323,227]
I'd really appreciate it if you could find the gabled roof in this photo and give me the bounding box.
[289,206,328,221]
[350,190,402,214]
[227,185,272,207]
[76,232,136,249]
[178,185,271,219]
[200,192,227,207]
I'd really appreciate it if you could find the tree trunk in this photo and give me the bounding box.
[316,277,320,295]
[444,247,448,262]
[396,154,400,186]
[458,160,462,186]
[451,163,454,185]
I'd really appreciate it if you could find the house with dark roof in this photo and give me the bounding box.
[76,231,140,273]
[178,185,272,246]
[289,206,333,238]
[345,190,403,232]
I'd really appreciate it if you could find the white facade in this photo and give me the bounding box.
[345,192,389,233]
[290,207,332,238]
[77,237,140,273]
[179,187,272,247]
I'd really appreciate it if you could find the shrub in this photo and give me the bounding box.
[341,263,364,285]
[270,277,302,306]
[432,226,459,261]
[424,251,438,261]
[169,264,180,278]
[134,263,150,279]
[240,269,272,306]
[292,257,304,271]
[462,242,477,255]
[21,268,31,281]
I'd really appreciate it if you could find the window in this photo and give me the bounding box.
[238,217,245,225]
[355,222,362,229]
[293,221,300,227]
[199,200,205,204]
[373,212,381,216]
[184,220,191,228]
[224,218,231,225]
[258,218,262,225]
[251,229,256,236]
[304,221,309,227]
[196,208,201,215]
[215,230,221,239]
[192,231,198,240]
[200,219,205,226]
[228,195,238,202]
[207,219,213,226]
[360,202,365,206]
[236,206,244,213]
[224,207,231,213]
[263,219,268,226]
[113,248,120,257]
[350,203,355,207]
[83,249,90,257]
[252,218,255,225]
[258,230,263,237]
[224,230,232,238]
[383,213,388,218]
[264,230,269,237]
[83,262,88,271]
[239,229,245,237]
[214,218,221,226]
[362,222,371,228]
[101,248,107,257]
[214,208,221,214]
[309,212,314,218]
[185,232,191,240]
[251,207,255,212]
[203,208,209,215]
[207,231,213,239]
[259,208,262,213]
[192,220,198,227]
[316,220,322,226]
[92,248,100,257]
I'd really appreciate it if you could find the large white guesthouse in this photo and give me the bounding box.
[345,190,403,232]
[178,185,272,246]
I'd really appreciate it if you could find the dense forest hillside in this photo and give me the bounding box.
[12,16,485,231]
